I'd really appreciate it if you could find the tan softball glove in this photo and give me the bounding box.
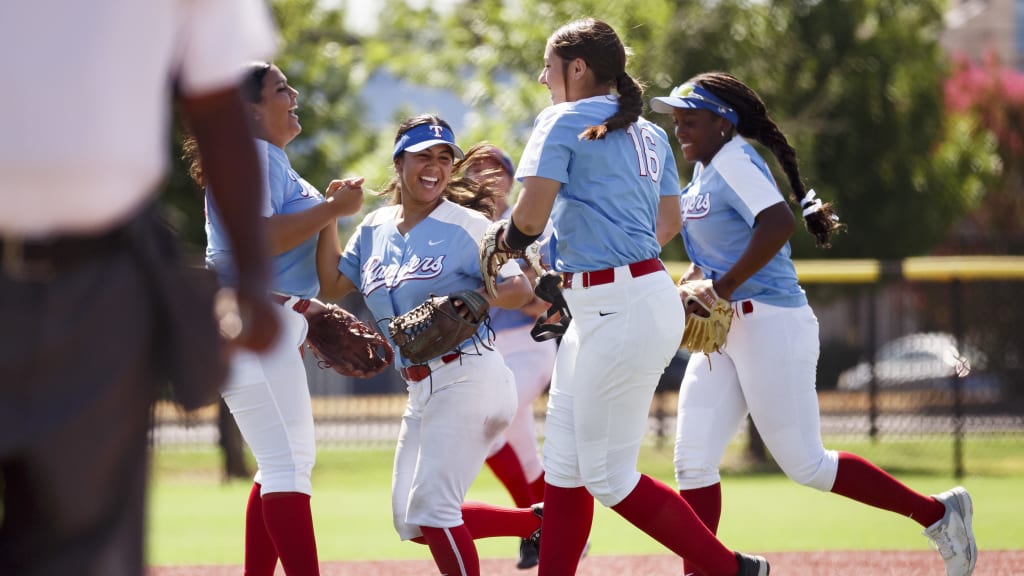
[678,279,734,355]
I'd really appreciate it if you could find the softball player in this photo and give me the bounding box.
[651,72,976,576]
[316,115,543,576]
[463,143,557,569]
[201,62,365,576]
[503,19,769,576]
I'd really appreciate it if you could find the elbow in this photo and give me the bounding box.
[316,272,346,301]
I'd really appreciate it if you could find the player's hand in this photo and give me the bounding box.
[325,177,365,217]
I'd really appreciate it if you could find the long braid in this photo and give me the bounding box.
[694,72,845,248]
[582,72,644,140]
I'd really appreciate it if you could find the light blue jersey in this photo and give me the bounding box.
[680,135,806,307]
[516,95,680,272]
[206,139,324,299]
[339,199,521,368]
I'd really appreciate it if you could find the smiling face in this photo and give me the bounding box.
[671,107,733,165]
[538,44,570,104]
[250,65,301,148]
[395,143,455,208]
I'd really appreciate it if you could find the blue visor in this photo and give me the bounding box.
[650,83,739,126]
[392,123,465,160]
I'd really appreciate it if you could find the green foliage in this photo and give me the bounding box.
[369,0,1000,260]
[160,0,379,252]
[159,0,1001,261]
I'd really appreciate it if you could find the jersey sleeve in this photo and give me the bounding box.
[715,146,784,226]
[258,140,282,216]
[175,0,278,96]
[516,105,576,184]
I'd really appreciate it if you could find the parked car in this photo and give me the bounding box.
[836,332,998,392]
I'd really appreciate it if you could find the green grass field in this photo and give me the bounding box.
[147,438,1024,566]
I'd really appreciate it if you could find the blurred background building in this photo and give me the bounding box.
[942,0,1024,68]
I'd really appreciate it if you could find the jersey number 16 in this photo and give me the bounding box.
[626,125,662,184]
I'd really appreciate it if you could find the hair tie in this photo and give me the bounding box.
[801,188,824,217]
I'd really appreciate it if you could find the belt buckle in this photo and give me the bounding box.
[2,236,55,281]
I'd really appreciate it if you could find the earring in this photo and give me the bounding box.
[720,130,726,138]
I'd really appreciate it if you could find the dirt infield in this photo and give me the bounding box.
[151,550,1022,575]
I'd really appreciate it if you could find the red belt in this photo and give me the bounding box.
[562,258,665,289]
[271,293,311,314]
[401,352,460,382]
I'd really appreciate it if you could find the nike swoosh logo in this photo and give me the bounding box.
[598,311,616,316]
[428,239,444,246]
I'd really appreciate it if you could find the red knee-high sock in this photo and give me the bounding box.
[537,485,594,576]
[831,452,944,527]
[244,483,279,576]
[486,442,535,508]
[529,471,546,505]
[261,492,320,576]
[420,524,480,576]
[460,501,541,539]
[612,475,738,576]
[680,484,722,576]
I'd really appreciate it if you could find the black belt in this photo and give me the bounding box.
[1,225,131,280]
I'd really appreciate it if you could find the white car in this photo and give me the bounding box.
[836,332,996,392]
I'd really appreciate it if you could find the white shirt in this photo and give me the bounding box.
[0,0,277,237]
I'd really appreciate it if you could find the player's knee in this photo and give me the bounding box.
[780,449,838,491]
[582,469,639,507]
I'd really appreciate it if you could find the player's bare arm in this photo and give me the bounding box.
[479,273,534,311]
[315,224,356,302]
[267,177,364,255]
[181,87,278,352]
[511,176,560,236]
[711,201,795,300]
[656,194,683,247]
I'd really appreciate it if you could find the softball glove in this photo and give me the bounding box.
[388,290,491,365]
[479,219,545,298]
[678,279,734,355]
[306,304,394,378]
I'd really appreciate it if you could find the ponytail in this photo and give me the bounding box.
[581,72,644,141]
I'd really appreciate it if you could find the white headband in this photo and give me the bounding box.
[800,189,823,217]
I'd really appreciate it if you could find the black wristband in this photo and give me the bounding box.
[504,216,542,251]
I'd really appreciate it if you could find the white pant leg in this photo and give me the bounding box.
[392,398,423,541]
[729,303,838,490]
[393,350,518,538]
[673,349,748,489]
[544,270,684,507]
[221,306,315,496]
[492,325,556,483]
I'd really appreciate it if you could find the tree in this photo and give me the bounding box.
[942,52,1024,254]
[369,0,999,259]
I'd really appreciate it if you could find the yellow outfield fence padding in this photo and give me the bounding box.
[664,255,1024,284]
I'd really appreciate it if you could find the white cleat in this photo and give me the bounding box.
[923,486,978,576]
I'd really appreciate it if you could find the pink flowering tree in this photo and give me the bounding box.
[943,52,1024,253]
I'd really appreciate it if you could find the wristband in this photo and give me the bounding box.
[504,216,541,251]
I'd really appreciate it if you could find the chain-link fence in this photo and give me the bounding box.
[151,257,1024,478]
